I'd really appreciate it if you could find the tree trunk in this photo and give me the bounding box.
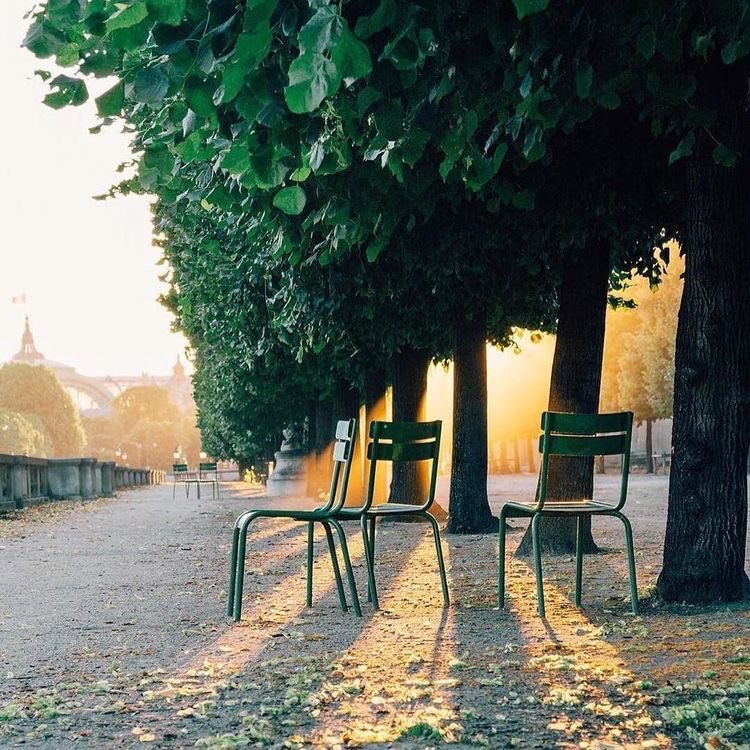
[389,346,429,505]
[645,419,654,474]
[516,241,610,556]
[306,397,333,498]
[526,436,536,474]
[498,442,508,474]
[657,64,750,603]
[333,380,363,503]
[364,369,388,504]
[447,313,495,534]
[512,440,521,474]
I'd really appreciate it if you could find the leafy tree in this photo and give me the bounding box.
[113,385,181,431]
[0,363,85,457]
[0,409,54,458]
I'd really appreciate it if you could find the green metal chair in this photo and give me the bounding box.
[498,411,638,617]
[227,419,360,622]
[196,461,220,500]
[172,463,193,499]
[321,420,449,611]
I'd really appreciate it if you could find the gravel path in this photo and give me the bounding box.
[0,475,747,749]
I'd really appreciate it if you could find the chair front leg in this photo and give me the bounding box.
[613,512,639,615]
[575,515,584,607]
[226,524,241,617]
[498,506,509,609]
[306,521,315,607]
[360,514,379,610]
[422,512,449,607]
[330,519,362,617]
[321,521,348,612]
[233,511,261,622]
[531,512,545,618]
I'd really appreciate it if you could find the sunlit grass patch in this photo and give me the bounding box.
[661,677,750,749]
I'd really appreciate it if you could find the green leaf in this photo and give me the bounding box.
[185,78,216,118]
[668,131,695,165]
[355,0,396,39]
[221,142,251,176]
[273,186,307,215]
[575,64,593,99]
[55,43,80,67]
[217,62,247,105]
[712,144,737,167]
[22,21,66,58]
[298,6,345,53]
[637,26,657,60]
[95,81,124,117]
[44,75,89,109]
[721,35,750,65]
[512,0,549,20]
[106,1,148,32]
[147,0,186,25]
[331,29,372,86]
[134,66,169,104]
[284,52,340,113]
[597,90,621,110]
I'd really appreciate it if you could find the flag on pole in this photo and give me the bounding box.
[11,294,27,304]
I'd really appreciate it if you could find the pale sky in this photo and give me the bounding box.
[0,2,190,378]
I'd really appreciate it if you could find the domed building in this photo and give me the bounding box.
[8,318,193,416]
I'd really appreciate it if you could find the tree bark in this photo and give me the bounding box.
[364,368,388,504]
[306,397,333,498]
[526,436,536,474]
[516,241,610,556]
[447,313,495,533]
[645,419,654,474]
[333,380,363,503]
[389,346,429,505]
[657,63,750,603]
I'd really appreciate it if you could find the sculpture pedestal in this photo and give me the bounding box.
[266,438,308,498]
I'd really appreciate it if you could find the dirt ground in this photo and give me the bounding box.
[0,474,748,749]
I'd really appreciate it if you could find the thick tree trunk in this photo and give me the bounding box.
[516,241,610,556]
[512,440,521,474]
[364,369,388,504]
[306,397,333,498]
[333,381,363,503]
[526,437,536,474]
[645,419,654,474]
[389,346,429,505]
[657,65,750,602]
[447,313,495,534]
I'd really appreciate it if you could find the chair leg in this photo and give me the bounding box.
[575,515,584,607]
[232,512,259,622]
[423,512,449,607]
[172,482,176,500]
[226,523,241,617]
[614,512,639,615]
[360,515,379,610]
[330,519,362,617]
[498,506,508,609]
[306,521,314,608]
[531,513,545,618]
[322,521,348,612]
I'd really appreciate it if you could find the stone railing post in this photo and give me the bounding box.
[101,461,114,497]
[48,459,82,500]
[93,460,102,496]
[79,458,95,500]
[11,456,28,510]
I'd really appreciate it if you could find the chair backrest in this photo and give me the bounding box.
[199,462,218,477]
[173,463,188,476]
[324,418,358,514]
[538,411,633,510]
[365,420,442,511]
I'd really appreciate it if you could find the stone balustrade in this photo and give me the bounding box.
[0,454,165,511]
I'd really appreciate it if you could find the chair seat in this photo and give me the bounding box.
[504,499,617,516]
[367,502,428,515]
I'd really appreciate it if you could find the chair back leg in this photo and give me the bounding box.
[575,515,584,607]
[321,521,348,612]
[423,512,449,606]
[531,513,546,617]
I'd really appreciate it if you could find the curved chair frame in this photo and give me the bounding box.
[498,411,638,617]
[227,419,360,621]
[313,420,449,611]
